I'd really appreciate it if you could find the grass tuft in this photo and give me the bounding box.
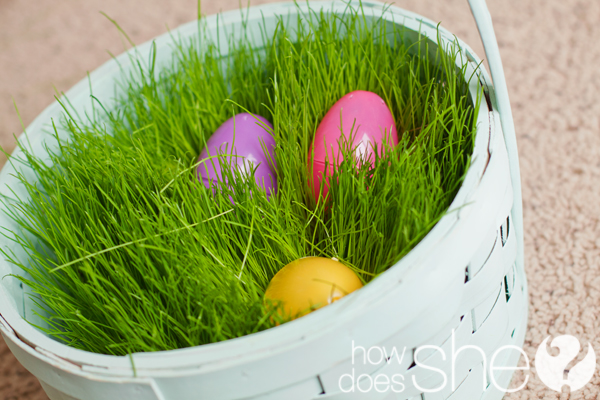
[1,3,480,355]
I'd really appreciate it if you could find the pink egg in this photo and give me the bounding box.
[308,90,398,202]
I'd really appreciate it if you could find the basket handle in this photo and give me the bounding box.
[468,0,525,271]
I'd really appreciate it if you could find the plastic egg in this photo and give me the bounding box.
[264,257,363,319]
[197,113,277,199]
[308,90,398,201]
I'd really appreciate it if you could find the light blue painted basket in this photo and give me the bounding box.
[0,1,528,399]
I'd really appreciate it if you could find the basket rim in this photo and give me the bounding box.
[0,0,499,375]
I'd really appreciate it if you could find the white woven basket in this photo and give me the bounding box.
[0,1,527,399]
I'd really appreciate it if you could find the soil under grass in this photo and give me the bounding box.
[1,4,480,355]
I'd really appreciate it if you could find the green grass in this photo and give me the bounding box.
[1,3,480,355]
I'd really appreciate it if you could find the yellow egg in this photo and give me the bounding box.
[264,257,363,320]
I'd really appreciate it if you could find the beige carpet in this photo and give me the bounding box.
[1,0,599,399]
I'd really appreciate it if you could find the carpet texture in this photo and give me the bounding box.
[1,0,598,399]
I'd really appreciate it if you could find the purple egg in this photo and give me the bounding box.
[196,113,277,200]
